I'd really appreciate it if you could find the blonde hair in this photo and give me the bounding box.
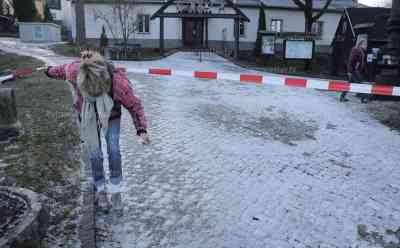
[78,51,112,97]
[356,39,366,48]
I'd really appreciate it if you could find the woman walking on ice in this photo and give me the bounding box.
[45,51,150,214]
[340,39,370,103]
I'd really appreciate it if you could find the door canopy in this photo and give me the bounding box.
[151,0,250,21]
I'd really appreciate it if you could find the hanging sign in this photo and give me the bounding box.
[262,35,275,55]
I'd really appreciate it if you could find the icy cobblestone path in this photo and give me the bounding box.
[1,38,400,247]
[97,53,400,248]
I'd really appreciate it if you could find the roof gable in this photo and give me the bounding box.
[345,7,391,41]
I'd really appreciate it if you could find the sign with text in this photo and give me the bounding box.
[262,35,275,55]
[284,40,314,60]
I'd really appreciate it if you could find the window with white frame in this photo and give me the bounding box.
[239,19,245,36]
[270,19,283,33]
[138,14,150,33]
[312,21,323,38]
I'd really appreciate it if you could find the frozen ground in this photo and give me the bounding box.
[1,38,400,248]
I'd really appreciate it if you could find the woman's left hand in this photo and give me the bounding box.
[140,133,151,145]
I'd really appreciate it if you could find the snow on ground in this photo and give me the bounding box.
[1,39,400,248]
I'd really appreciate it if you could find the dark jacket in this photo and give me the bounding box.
[347,47,367,75]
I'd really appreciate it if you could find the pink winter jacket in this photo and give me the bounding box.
[46,61,148,135]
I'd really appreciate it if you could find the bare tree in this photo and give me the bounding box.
[94,0,141,52]
[292,0,334,33]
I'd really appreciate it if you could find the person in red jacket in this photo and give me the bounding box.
[340,39,370,103]
[45,51,150,213]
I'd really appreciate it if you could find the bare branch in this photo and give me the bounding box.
[292,0,306,10]
[93,0,139,47]
[93,9,118,41]
[312,0,333,22]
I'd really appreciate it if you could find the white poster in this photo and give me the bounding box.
[262,35,275,55]
[284,40,314,59]
[367,54,374,63]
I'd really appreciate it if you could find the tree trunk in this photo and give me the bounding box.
[0,88,20,140]
[304,13,313,71]
[75,0,86,46]
[305,16,313,34]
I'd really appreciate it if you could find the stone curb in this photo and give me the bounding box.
[78,153,96,248]
[0,187,49,248]
[78,181,96,248]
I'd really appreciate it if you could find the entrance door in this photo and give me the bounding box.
[183,18,203,47]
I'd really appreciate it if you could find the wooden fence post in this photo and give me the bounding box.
[0,88,20,140]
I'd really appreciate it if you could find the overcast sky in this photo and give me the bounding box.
[358,0,391,6]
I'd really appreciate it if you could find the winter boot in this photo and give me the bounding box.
[339,92,349,102]
[96,190,111,213]
[111,192,123,216]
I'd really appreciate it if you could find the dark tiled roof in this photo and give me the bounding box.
[77,0,355,9]
[236,0,260,6]
[260,0,356,10]
[346,7,391,41]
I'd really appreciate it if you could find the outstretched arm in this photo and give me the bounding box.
[45,64,68,80]
[113,73,148,136]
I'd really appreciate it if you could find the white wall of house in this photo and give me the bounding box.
[264,9,341,46]
[83,4,182,43]
[318,12,342,46]
[207,7,258,43]
[50,0,72,29]
[70,2,76,38]
[70,2,342,50]
[62,0,73,29]
[239,8,259,42]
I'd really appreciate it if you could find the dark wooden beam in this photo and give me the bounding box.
[205,18,209,48]
[151,0,175,20]
[234,18,239,59]
[155,13,248,20]
[224,0,250,22]
[160,17,164,56]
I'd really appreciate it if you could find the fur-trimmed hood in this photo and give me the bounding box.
[77,53,112,97]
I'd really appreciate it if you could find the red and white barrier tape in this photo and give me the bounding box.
[0,74,13,83]
[127,67,400,97]
[0,67,46,84]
